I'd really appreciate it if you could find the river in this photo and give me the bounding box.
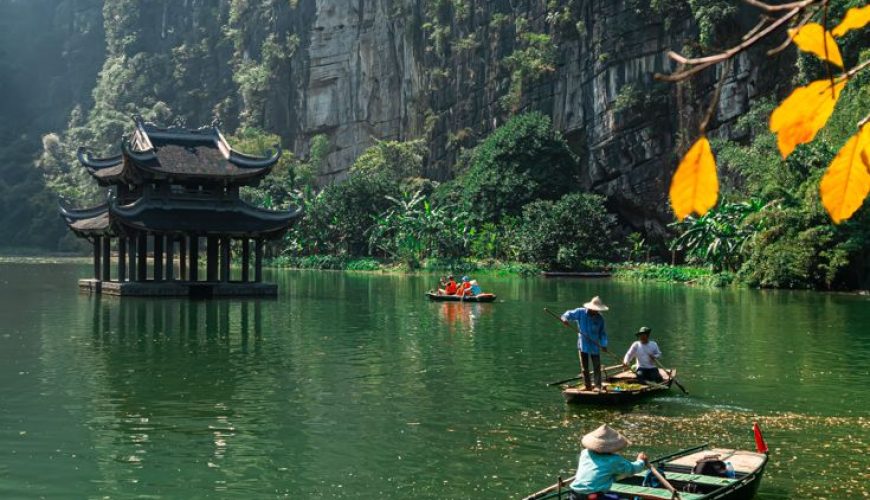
[0,262,867,498]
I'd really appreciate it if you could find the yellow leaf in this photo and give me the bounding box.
[832,5,870,37]
[788,23,843,68]
[670,136,719,221]
[820,124,870,223]
[769,78,847,158]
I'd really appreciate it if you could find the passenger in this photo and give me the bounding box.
[459,276,472,295]
[623,326,663,384]
[568,424,648,500]
[469,279,482,296]
[443,275,458,295]
[437,275,448,294]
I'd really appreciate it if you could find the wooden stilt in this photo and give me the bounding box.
[254,239,264,283]
[102,236,111,282]
[118,237,127,282]
[153,234,164,282]
[93,236,102,280]
[165,235,174,281]
[241,238,250,282]
[137,233,148,281]
[206,236,218,281]
[189,236,199,282]
[179,237,187,280]
[128,236,137,281]
[220,237,231,282]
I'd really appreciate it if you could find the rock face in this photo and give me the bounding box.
[50,0,793,236]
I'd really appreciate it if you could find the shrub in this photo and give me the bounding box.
[458,112,579,225]
[513,192,617,270]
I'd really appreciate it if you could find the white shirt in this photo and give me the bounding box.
[623,340,662,369]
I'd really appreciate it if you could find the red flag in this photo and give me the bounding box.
[753,421,768,454]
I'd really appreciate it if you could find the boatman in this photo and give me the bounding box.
[569,424,647,499]
[623,326,663,384]
[561,296,609,391]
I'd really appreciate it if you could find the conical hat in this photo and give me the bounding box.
[583,296,609,311]
[581,424,630,453]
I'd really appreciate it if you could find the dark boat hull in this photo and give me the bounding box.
[425,292,496,303]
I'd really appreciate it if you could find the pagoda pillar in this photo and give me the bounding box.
[179,237,187,280]
[206,236,218,282]
[189,236,199,282]
[254,239,264,283]
[165,235,174,281]
[241,238,250,282]
[137,233,148,281]
[118,237,127,282]
[220,237,231,282]
[93,236,102,280]
[153,234,164,282]
[102,236,111,282]
[128,236,136,281]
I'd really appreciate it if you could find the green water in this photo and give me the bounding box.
[0,263,867,498]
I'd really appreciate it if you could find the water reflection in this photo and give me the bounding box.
[436,302,491,334]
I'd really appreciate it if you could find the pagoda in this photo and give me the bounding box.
[61,116,301,297]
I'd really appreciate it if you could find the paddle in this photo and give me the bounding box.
[655,358,688,395]
[543,307,671,391]
[649,464,681,500]
[547,364,624,386]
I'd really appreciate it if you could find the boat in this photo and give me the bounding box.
[425,292,497,303]
[524,441,769,500]
[561,368,675,404]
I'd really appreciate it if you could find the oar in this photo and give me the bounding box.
[655,358,688,395]
[544,308,670,391]
[547,364,624,386]
[649,464,681,499]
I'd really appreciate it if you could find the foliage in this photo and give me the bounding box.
[669,200,767,272]
[613,263,732,287]
[667,4,870,226]
[512,193,617,271]
[455,112,580,225]
[502,32,557,111]
[367,190,470,268]
[350,139,427,182]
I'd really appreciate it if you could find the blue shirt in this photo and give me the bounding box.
[570,449,646,493]
[470,284,482,295]
[562,308,608,354]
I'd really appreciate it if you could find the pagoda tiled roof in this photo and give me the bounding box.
[78,116,280,186]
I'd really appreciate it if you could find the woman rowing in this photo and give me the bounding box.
[568,424,648,500]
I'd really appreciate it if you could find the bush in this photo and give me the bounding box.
[457,112,579,225]
[512,192,617,270]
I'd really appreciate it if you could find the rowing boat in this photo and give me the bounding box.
[561,368,674,404]
[525,441,768,500]
[425,292,497,303]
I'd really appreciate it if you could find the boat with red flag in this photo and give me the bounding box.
[524,424,770,500]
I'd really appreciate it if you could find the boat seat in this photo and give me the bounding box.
[634,471,738,487]
[609,483,706,500]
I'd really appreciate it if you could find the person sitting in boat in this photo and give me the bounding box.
[622,326,663,384]
[569,424,648,499]
[469,279,482,295]
[561,297,609,391]
[458,276,473,295]
[442,275,458,295]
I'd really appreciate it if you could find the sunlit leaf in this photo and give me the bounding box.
[669,136,719,221]
[819,124,870,223]
[788,23,843,67]
[769,78,847,158]
[831,5,870,37]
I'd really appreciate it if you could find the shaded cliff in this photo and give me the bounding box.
[16,0,795,247]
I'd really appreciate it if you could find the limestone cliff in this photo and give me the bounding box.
[43,0,794,236]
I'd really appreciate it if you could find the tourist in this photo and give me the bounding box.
[443,275,458,295]
[623,326,663,383]
[469,279,482,296]
[568,424,647,499]
[561,296,609,391]
[459,275,472,295]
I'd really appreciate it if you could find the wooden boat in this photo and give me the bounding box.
[561,368,675,404]
[525,442,768,500]
[425,292,496,303]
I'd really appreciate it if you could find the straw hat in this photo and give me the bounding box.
[581,424,630,454]
[583,296,609,311]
